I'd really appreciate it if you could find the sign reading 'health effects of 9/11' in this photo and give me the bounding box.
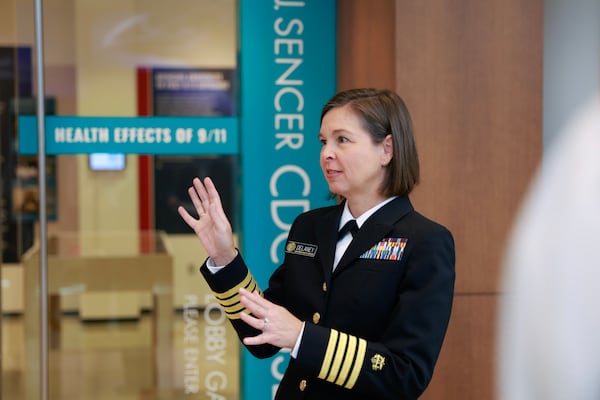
[17,115,238,155]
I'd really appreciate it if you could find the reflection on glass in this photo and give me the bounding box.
[3,1,240,399]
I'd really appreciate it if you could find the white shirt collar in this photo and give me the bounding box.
[339,196,397,230]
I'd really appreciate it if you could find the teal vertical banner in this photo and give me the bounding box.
[239,0,336,399]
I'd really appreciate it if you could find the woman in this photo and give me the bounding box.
[178,88,455,399]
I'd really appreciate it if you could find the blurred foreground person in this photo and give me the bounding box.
[498,97,600,400]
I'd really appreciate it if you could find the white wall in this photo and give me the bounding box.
[544,0,600,149]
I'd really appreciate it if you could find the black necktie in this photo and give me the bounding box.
[338,219,359,239]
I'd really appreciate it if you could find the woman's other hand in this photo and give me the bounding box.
[239,288,303,350]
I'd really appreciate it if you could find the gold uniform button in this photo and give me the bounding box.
[299,379,307,391]
[322,281,327,292]
[313,312,321,324]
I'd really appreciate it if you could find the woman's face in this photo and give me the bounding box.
[319,105,392,204]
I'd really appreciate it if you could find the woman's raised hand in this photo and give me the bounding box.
[177,177,237,266]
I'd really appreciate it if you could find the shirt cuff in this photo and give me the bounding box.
[291,322,306,358]
[205,257,226,274]
[205,249,239,274]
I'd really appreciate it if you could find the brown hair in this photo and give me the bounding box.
[321,88,420,197]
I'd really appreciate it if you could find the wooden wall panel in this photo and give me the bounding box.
[393,2,542,398]
[394,1,542,398]
[336,1,543,399]
[336,0,396,90]
[395,0,543,294]
[421,294,498,400]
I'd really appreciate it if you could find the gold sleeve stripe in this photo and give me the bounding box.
[326,332,348,383]
[223,304,246,317]
[318,330,368,389]
[213,272,255,300]
[318,329,367,389]
[217,295,241,308]
[344,338,367,389]
[215,281,262,307]
[219,304,243,319]
[210,271,261,320]
[335,335,357,386]
[217,280,259,307]
[318,329,339,379]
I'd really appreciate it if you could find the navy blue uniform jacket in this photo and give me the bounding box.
[200,196,455,399]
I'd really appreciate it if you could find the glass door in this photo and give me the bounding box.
[1,1,240,398]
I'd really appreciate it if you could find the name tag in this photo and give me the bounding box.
[360,238,408,261]
[286,241,318,257]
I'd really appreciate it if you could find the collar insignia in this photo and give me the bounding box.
[371,354,386,371]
